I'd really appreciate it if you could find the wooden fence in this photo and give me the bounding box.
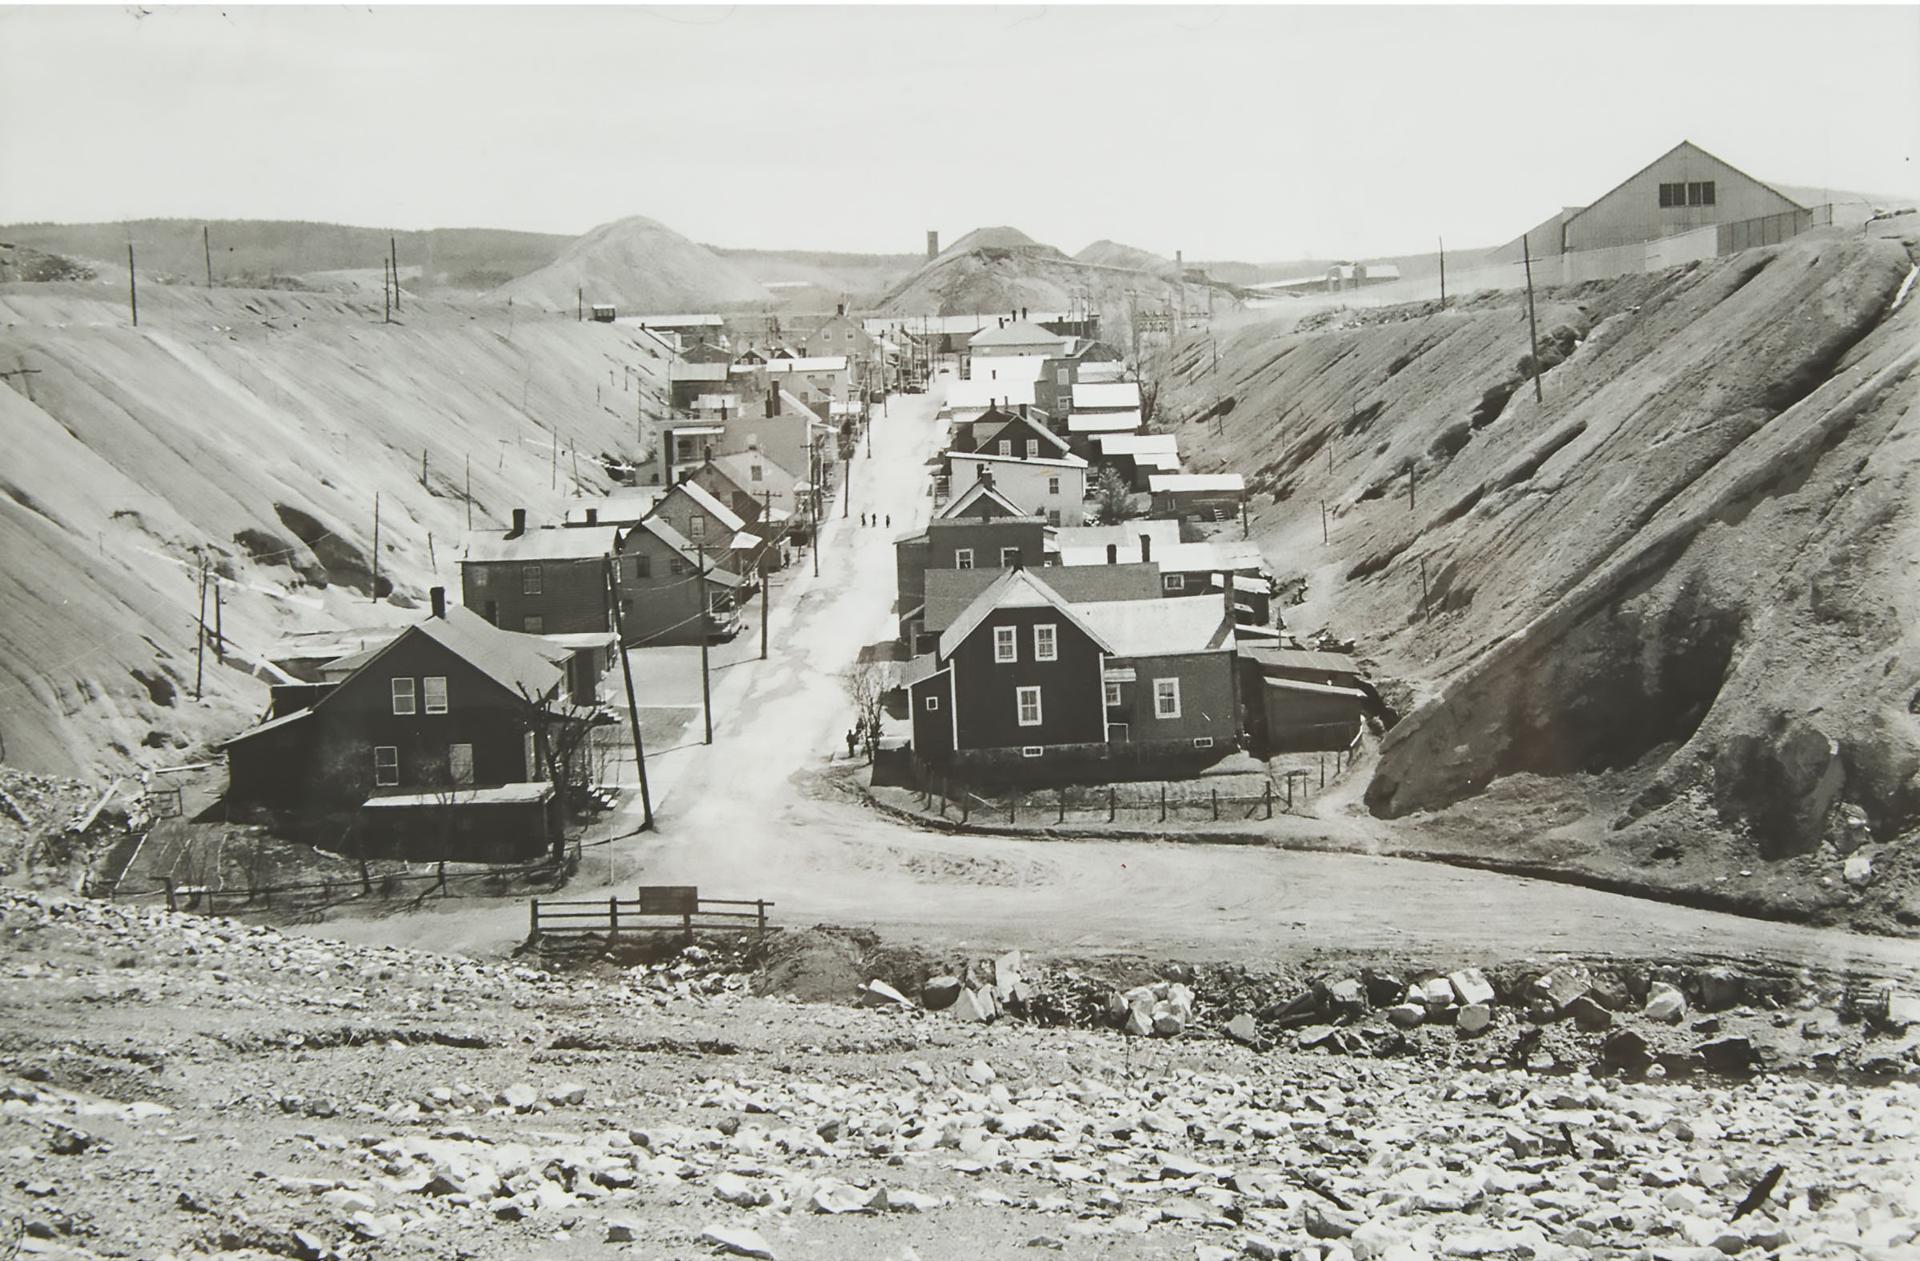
[528,886,773,943]
[123,844,579,917]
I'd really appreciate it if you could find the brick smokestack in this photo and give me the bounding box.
[585,507,598,525]
[511,508,527,537]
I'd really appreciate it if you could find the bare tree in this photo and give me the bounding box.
[844,664,888,762]
[516,687,607,865]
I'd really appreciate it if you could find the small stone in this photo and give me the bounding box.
[289,1229,328,1261]
[1696,967,1744,1012]
[1844,852,1874,887]
[547,1081,587,1106]
[1225,1013,1259,1044]
[1601,1028,1654,1075]
[1696,1036,1758,1076]
[1386,1002,1425,1028]
[1326,978,1367,1016]
[966,1059,995,1086]
[1024,1236,1066,1250]
[857,978,912,1008]
[1305,1203,1358,1239]
[1565,995,1613,1031]
[1153,1009,1186,1037]
[712,1173,771,1207]
[811,1180,880,1214]
[1531,965,1592,1013]
[499,1083,538,1111]
[606,1217,643,1243]
[1457,1004,1492,1036]
[878,1186,940,1213]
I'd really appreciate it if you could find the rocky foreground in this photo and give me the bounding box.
[1,893,1917,1261]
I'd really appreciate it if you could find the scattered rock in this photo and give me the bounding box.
[1646,983,1689,1024]
[921,976,962,1011]
[1448,967,1495,1008]
[606,1217,643,1243]
[1844,851,1874,887]
[856,978,912,1008]
[1387,1002,1426,1028]
[1225,1012,1259,1045]
[1600,1028,1655,1076]
[1457,1003,1492,1037]
[699,1224,776,1259]
[1697,1036,1758,1076]
[1531,964,1592,1014]
[1566,995,1614,1031]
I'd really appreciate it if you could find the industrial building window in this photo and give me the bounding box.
[1016,686,1043,727]
[924,695,940,712]
[522,563,542,595]
[1034,624,1057,661]
[523,615,544,634]
[995,626,1018,662]
[373,746,399,787]
[1164,574,1186,592]
[955,548,975,569]
[390,677,416,715]
[1658,182,1683,208]
[1154,677,1182,719]
[1000,547,1021,568]
[422,677,448,714]
[1105,682,1122,707]
[1689,181,1716,206]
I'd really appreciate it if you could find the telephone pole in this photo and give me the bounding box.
[697,544,713,746]
[1438,236,1446,309]
[203,225,213,289]
[370,492,381,602]
[760,491,772,661]
[127,243,138,327]
[390,236,401,313]
[810,438,821,578]
[605,558,653,829]
[1522,231,1544,404]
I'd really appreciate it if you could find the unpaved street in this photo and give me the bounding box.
[293,377,1920,987]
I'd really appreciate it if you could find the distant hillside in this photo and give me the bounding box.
[706,246,921,302]
[939,226,1057,259]
[0,219,572,294]
[1076,240,1174,275]
[494,216,770,314]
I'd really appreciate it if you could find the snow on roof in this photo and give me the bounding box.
[1246,646,1364,675]
[1152,538,1267,573]
[669,362,730,382]
[946,376,1037,411]
[1068,410,1143,434]
[563,493,661,526]
[1149,473,1246,494]
[761,356,849,373]
[665,479,747,532]
[1075,362,1126,382]
[1071,381,1141,410]
[922,564,1159,634]
[1093,433,1178,456]
[325,607,572,704]
[363,782,558,808]
[1263,677,1367,699]
[948,449,1088,470]
[937,568,1114,661]
[966,355,1053,384]
[462,525,622,563]
[633,314,724,327]
[629,516,744,588]
[1074,597,1236,657]
[968,320,1070,349]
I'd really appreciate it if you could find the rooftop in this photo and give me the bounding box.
[966,320,1071,349]
[923,563,1159,634]
[1075,597,1236,657]
[463,525,623,563]
[938,568,1114,661]
[1068,411,1143,434]
[1150,473,1247,494]
[1071,381,1142,410]
[948,449,1088,470]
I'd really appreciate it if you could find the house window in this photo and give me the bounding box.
[1154,677,1182,719]
[1026,439,1039,459]
[750,464,763,482]
[422,676,448,714]
[373,746,399,787]
[522,563,542,595]
[955,548,975,569]
[994,626,1018,663]
[998,439,1013,456]
[1047,476,1061,495]
[390,677,416,715]
[670,558,687,575]
[1021,745,1044,758]
[1164,573,1186,592]
[924,695,940,712]
[1034,623,1057,661]
[1016,686,1043,727]
[1000,547,1021,568]
[689,514,707,541]
[523,615,544,634]
[1690,180,1715,206]
[1193,736,1215,750]
[448,743,474,786]
[471,567,488,588]
[1105,682,1122,707]
[1108,722,1129,743]
[1057,368,1071,385]
[633,553,652,579]
[1046,510,1060,526]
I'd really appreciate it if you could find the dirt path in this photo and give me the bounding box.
[300,376,1920,986]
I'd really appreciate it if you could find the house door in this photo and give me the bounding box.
[1108,723,1130,743]
[448,744,474,787]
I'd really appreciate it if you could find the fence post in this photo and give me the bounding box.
[609,895,619,939]
[1108,787,1116,823]
[960,787,970,824]
[1265,780,1274,819]
[164,878,176,913]
[681,908,693,946]
[1286,776,1293,810]
[1320,755,1326,789]
[1159,785,1167,823]
[1009,794,1017,826]
[756,900,767,936]
[1211,788,1219,821]
[529,898,540,939]
[1058,788,1066,824]
[359,857,372,895]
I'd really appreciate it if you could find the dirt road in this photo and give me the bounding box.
[303,376,1920,985]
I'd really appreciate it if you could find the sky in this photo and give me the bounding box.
[1,4,1915,262]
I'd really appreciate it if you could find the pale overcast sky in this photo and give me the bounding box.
[1,5,1914,261]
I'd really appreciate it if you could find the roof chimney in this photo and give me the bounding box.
[836,302,845,317]
[1139,532,1151,564]
[1223,574,1236,621]
[429,586,446,619]
[510,508,527,537]
[1105,542,1118,565]
[978,467,994,487]
[721,400,729,422]
[1021,306,1028,321]
[926,229,938,260]
[585,507,598,525]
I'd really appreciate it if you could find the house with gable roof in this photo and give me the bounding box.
[647,478,764,578]
[223,591,606,860]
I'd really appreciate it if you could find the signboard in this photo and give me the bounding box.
[637,885,698,914]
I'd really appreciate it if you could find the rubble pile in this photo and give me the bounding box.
[3,892,1918,1261]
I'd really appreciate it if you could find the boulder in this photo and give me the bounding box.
[712,1173,771,1207]
[810,1180,880,1214]
[993,951,1024,1003]
[699,1225,777,1260]
[1386,1003,1425,1029]
[1362,969,1406,1007]
[1304,1204,1358,1239]
[1225,1013,1259,1045]
[547,1082,587,1106]
[1326,978,1367,1017]
[1599,1028,1654,1076]
[1153,1007,1186,1038]
[1645,982,1688,1023]
[1696,967,1744,1012]
[1124,1005,1154,1038]
[1457,1004,1492,1037]
[498,1083,538,1112]
[1530,965,1592,1013]
[856,978,912,1008]
[1448,967,1495,1008]
[1696,1036,1758,1076]
[877,1186,941,1213]
[606,1217,643,1243]
[1844,851,1874,887]
[948,987,995,1023]
[1565,995,1613,1031]
[1415,977,1454,1009]
[921,976,962,1012]
[1884,990,1920,1030]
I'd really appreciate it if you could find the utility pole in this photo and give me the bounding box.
[383,256,391,324]
[370,492,381,602]
[213,577,225,664]
[760,491,772,661]
[465,454,472,531]
[204,225,213,289]
[1522,231,1544,404]
[605,558,653,830]
[1437,236,1446,310]
[390,236,400,313]
[550,428,558,490]
[697,544,713,746]
[193,554,208,699]
[810,439,821,578]
[127,243,138,328]
[1408,461,1417,511]
[1321,498,1329,544]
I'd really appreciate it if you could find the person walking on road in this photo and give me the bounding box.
[845,729,857,759]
